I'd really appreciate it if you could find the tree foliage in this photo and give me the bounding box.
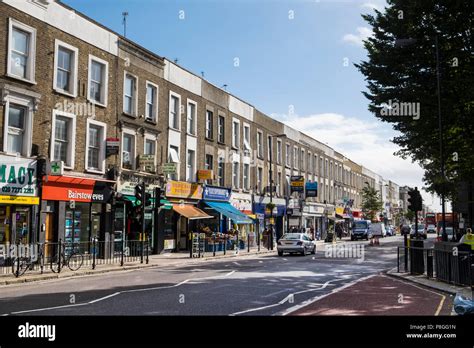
[361,184,384,221]
[356,0,474,199]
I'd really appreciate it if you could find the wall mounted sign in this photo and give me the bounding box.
[202,185,230,201]
[165,181,202,199]
[0,155,37,197]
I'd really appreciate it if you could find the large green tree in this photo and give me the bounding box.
[361,183,384,221]
[356,1,474,199]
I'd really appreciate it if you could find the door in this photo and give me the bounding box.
[179,217,187,250]
[12,208,29,244]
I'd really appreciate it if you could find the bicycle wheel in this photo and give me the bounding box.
[67,252,84,271]
[50,254,63,273]
[12,258,28,277]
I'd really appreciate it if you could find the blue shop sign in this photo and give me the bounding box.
[202,185,231,201]
[305,182,318,197]
[253,203,286,217]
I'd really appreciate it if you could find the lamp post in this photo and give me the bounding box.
[268,133,286,248]
[394,36,446,239]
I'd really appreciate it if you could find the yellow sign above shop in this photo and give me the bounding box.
[0,195,39,205]
[336,207,345,215]
[165,181,203,199]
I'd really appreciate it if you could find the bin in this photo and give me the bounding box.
[409,239,424,275]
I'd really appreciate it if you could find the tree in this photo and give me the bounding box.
[360,183,384,221]
[355,1,474,198]
[404,210,415,223]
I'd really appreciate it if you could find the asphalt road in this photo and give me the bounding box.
[0,235,443,316]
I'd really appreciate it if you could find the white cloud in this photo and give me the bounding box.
[272,112,442,212]
[361,2,384,12]
[342,26,373,47]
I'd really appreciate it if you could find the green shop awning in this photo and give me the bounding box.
[122,195,172,210]
[204,200,254,224]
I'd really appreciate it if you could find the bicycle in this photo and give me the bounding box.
[50,243,84,273]
[12,246,44,277]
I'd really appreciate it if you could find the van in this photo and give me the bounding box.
[351,220,371,240]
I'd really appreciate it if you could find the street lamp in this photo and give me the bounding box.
[394,36,447,240]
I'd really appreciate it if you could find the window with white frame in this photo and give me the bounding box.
[187,100,196,135]
[206,110,214,139]
[169,93,180,129]
[277,140,282,164]
[218,115,225,143]
[54,40,78,96]
[7,19,36,82]
[232,162,239,189]
[285,175,290,196]
[293,147,298,169]
[123,73,137,115]
[5,104,27,155]
[186,149,195,182]
[144,135,156,173]
[51,110,76,168]
[314,155,318,174]
[267,136,272,160]
[122,131,135,170]
[145,82,158,122]
[307,152,312,173]
[243,124,250,151]
[257,131,263,158]
[286,143,291,166]
[168,145,180,180]
[320,157,324,176]
[86,120,106,172]
[277,172,282,196]
[301,149,305,171]
[325,159,329,177]
[218,157,225,187]
[88,55,108,106]
[243,163,250,190]
[232,120,240,148]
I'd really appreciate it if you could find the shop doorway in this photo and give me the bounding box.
[179,217,187,250]
[11,208,30,244]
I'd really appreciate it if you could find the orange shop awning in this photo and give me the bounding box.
[172,204,213,220]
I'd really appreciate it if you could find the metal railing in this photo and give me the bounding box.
[397,245,473,287]
[1,238,150,278]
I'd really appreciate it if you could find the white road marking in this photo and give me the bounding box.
[229,281,335,316]
[279,274,375,316]
[5,270,237,315]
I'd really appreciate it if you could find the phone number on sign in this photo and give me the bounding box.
[1,186,34,194]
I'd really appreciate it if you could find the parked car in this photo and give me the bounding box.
[351,220,371,241]
[410,224,427,239]
[426,224,436,234]
[277,233,316,256]
[386,225,395,236]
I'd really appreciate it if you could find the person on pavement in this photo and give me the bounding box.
[335,223,343,240]
[459,228,474,252]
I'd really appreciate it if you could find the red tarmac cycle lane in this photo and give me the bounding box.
[291,275,452,316]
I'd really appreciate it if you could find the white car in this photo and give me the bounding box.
[277,233,316,256]
[410,224,427,239]
[426,224,436,234]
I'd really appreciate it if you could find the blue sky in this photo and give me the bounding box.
[62,0,440,210]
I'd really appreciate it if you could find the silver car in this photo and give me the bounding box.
[277,233,316,256]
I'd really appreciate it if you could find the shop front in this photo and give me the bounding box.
[164,181,212,252]
[302,203,325,239]
[0,155,39,245]
[230,192,258,248]
[41,175,114,246]
[115,179,172,254]
[254,196,286,243]
[200,186,254,250]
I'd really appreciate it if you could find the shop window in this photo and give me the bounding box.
[86,120,106,173]
[88,55,108,106]
[51,110,76,168]
[54,40,78,96]
[7,18,36,83]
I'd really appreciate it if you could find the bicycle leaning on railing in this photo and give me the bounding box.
[50,242,84,273]
[11,244,44,278]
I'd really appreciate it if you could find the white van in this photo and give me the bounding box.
[368,222,386,238]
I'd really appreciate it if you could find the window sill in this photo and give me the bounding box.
[85,168,106,175]
[205,137,214,142]
[6,73,37,85]
[145,118,157,125]
[217,141,226,146]
[186,132,197,138]
[122,112,137,119]
[53,87,77,99]
[87,98,107,108]
[231,146,239,151]
[169,126,180,132]
[121,166,136,171]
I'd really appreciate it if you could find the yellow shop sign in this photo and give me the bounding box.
[0,195,39,205]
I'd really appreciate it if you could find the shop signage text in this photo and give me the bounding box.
[106,138,120,156]
[305,181,318,197]
[0,156,37,197]
[197,170,213,181]
[166,181,202,199]
[203,186,230,201]
[290,175,304,193]
[162,163,177,174]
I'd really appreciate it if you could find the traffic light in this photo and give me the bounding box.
[408,187,423,212]
[155,187,162,209]
[135,184,152,207]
